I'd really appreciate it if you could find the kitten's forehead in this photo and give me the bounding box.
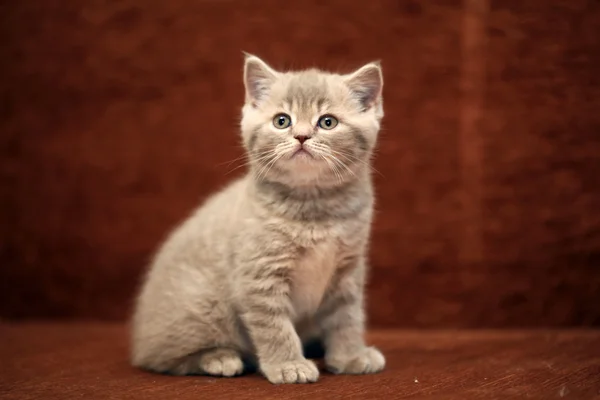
[280,70,339,116]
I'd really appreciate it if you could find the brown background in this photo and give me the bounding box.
[1,0,599,328]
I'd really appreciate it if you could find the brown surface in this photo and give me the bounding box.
[1,323,599,399]
[1,0,600,327]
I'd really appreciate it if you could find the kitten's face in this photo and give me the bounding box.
[240,55,383,187]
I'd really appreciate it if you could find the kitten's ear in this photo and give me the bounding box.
[243,53,279,105]
[344,62,383,111]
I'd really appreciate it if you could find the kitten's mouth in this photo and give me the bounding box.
[290,147,314,160]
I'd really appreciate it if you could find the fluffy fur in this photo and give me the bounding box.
[131,54,385,384]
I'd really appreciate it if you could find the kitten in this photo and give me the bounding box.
[131,54,385,384]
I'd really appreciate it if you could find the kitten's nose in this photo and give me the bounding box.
[294,135,310,144]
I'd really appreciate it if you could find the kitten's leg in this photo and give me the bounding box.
[236,254,319,384]
[317,257,385,375]
[132,285,245,376]
[131,319,211,375]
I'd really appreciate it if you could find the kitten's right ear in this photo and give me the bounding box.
[344,62,383,111]
[243,53,279,106]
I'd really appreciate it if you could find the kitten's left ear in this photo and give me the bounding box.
[243,53,279,105]
[344,62,383,111]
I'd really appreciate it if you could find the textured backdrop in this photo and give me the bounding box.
[1,0,599,327]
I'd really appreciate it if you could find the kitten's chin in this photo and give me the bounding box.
[275,152,328,186]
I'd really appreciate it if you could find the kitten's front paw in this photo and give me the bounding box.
[261,358,319,384]
[326,346,385,375]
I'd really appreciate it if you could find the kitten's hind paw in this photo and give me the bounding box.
[326,346,385,375]
[261,358,319,384]
[198,348,244,377]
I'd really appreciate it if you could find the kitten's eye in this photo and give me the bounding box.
[317,115,338,130]
[273,113,292,129]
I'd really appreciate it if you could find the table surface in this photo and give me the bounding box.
[1,323,599,399]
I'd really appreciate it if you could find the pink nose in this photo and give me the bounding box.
[294,135,310,144]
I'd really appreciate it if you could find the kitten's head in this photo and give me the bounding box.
[240,54,383,187]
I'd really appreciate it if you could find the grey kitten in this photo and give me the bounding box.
[131,54,385,384]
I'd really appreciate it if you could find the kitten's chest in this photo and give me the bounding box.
[290,239,341,319]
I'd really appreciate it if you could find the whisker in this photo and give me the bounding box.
[224,151,275,175]
[261,152,285,181]
[224,161,253,175]
[255,153,278,182]
[320,154,343,185]
[310,144,347,184]
[219,148,271,166]
[255,144,294,182]
[329,153,357,180]
[218,154,248,168]
[330,148,384,177]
